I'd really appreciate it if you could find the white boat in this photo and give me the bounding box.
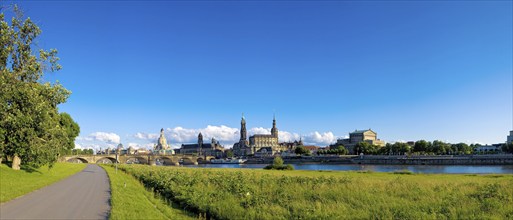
[210,158,246,164]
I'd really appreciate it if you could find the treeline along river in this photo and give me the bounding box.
[184,164,513,174]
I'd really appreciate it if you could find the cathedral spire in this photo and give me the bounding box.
[240,114,247,141]
[271,115,278,138]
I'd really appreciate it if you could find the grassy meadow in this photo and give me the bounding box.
[0,163,86,203]
[101,165,194,220]
[118,164,513,219]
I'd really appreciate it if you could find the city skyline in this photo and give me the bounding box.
[8,1,512,150]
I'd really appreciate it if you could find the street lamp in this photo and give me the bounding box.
[115,151,118,174]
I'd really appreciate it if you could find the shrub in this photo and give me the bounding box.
[393,169,414,175]
[263,156,294,170]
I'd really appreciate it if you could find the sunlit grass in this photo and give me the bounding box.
[119,164,513,219]
[0,163,86,203]
[101,165,194,220]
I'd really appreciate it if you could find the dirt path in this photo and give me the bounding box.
[0,164,111,219]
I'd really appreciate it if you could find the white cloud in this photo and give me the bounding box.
[74,142,83,149]
[279,131,300,142]
[89,132,121,144]
[249,127,271,135]
[76,136,93,141]
[133,132,159,140]
[165,125,239,144]
[304,131,337,146]
[124,142,155,150]
[201,125,239,142]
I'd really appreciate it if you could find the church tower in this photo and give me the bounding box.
[240,114,247,142]
[198,132,203,147]
[198,132,203,156]
[271,114,278,138]
[239,113,249,148]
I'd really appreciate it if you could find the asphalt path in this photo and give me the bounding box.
[0,164,111,219]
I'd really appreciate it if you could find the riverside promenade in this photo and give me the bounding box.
[0,164,110,220]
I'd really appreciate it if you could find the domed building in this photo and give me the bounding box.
[154,128,174,154]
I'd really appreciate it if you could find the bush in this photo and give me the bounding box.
[393,169,414,175]
[263,164,294,170]
[263,157,294,170]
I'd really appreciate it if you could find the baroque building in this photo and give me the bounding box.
[334,129,385,154]
[154,128,174,154]
[177,133,225,158]
[233,115,283,157]
[249,115,279,149]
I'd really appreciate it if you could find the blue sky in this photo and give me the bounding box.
[8,0,512,149]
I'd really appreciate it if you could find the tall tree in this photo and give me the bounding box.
[413,140,430,153]
[0,5,78,169]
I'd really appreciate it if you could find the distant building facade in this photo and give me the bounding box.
[508,131,513,144]
[177,133,225,158]
[278,139,303,152]
[334,129,385,154]
[233,115,284,157]
[249,115,279,153]
[475,144,503,154]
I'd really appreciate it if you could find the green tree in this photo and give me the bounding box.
[451,143,471,155]
[413,140,430,153]
[393,142,411,155]
[502,143,513,154]
[432,140,450,155]
[295,146,310,155]
[334,145,348,155]
[355,142,379,155]
[273,156,284,167]
[59,112,80,152]
[226,150,234,158]
[0,6,78,169]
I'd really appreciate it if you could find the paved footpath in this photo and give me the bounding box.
[0,164,111,220]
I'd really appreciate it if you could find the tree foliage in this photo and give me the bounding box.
[502,143,513,154]
[354,142,380,155]
[264,156,293,170]
[294,146,310,155]
[0,5,79,168]
[318,145,348,155]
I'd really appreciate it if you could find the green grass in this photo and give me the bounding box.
[119,164,513,219]
[101,165,194,220]
[0,163,86,203]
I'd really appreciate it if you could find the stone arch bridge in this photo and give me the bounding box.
[61,154,215,166]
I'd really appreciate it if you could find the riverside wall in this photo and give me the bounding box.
[352,155,513,165]
[246,155,513,165]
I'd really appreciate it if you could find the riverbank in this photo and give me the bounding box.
[244,154,513,165]
[118,164,513,219]
[101,165,194,219]
[186,163,513,174]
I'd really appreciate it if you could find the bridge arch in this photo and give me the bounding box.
[125,156,148,164]
[180,157,197,165]
[154,156,179,166]
[96,157,117,164]
[67,157,89,163]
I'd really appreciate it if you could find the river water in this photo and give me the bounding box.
[183,164,513,174]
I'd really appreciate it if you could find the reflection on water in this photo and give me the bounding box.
[183,164,513,174]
